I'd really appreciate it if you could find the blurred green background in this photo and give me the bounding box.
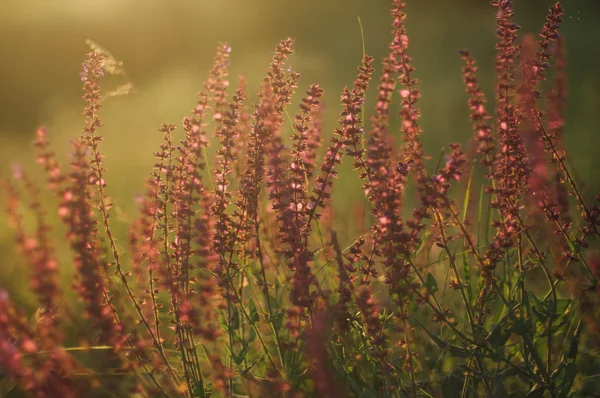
[0,0,599,299]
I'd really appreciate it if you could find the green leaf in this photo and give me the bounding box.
[441,371,463,398]
[413,318,472,358]
[486,314,512,353]
[218,309,229,332]
[426,272,439,295]
[565,237,580,256]
[529,292,550,322]
[462,253,472,303]
[204,382,213,398]
[477,184,485,247]
[555,318,583,397]
[553,299,573,320]
[230,307,240,330]
[462,166,474,223]
[248,324,257,343]
[525,383,545,398]
[413,232,431,258]
[419,388,436,398]
[510,316,530,337]
[248,299,259,324]
[272,310,284,332]
[234,343,252,365]
[201,343,212,360]
[491,382,508,397]
[0,378,16,395]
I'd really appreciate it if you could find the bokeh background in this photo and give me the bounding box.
[1,0,599,302]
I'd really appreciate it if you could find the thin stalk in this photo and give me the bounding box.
[536,114,599,238]
[255,221,286,372]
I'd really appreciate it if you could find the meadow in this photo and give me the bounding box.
[1,0,600,397]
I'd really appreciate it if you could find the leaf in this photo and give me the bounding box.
[462,253,473,303]
[462,166,474,223]
[529,292,550,322]
[486,314,512,353]
[477,184,485,246]
[271,310,284,332]
[234,343,252,365]
[413,232,431,258]
[248,299,259,324]
[525,383,545,398]
[230,307,240,330]
[426,272,439,295]
[248,325,257,343]
[201,343,212,360]
[218,309,229,332]
[555,318,583,397]
[413,318,472,358]
[0,378,16,395]
[440,371,463,398]
[511,316,529,337]
[491,382,508,397]
[553,299,573,320]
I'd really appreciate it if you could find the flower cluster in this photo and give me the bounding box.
[2,1,599,397]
